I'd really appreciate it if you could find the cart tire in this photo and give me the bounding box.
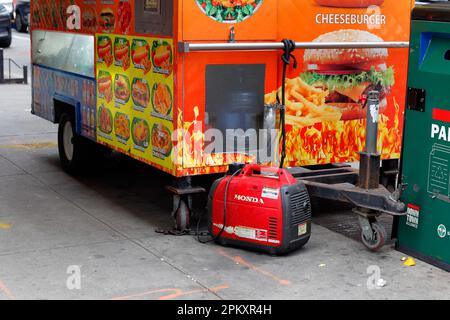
[58,113,89,174]
[361,222,387,251]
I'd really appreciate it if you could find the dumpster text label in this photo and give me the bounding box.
[431,124,450,142]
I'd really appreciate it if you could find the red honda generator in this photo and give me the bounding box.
[208,164,312,255]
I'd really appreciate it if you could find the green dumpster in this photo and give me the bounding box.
[396,3,450,271]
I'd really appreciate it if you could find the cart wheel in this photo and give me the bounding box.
[58,113,89,174]
[361,222,387,251]
[175,198,190,231]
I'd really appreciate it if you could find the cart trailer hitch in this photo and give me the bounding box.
[297,167,406,251]
[301,180,406,216]
[290,90,407,251]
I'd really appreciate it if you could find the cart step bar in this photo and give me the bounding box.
[179,41,410,52]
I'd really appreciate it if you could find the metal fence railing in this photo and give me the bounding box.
[0,49,28,84]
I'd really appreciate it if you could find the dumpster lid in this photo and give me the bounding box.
[413,3,450,23]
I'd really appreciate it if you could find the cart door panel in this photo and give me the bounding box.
[181,51,278,169]
[181,1,277,41]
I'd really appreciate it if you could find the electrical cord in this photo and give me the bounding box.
[197,168,242,244]
[277,39,297,169]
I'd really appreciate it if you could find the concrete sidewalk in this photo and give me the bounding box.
[0,84,448,300]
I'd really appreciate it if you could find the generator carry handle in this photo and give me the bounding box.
[241,164,296,184]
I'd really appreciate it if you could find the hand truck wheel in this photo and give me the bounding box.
[360,221,387,251]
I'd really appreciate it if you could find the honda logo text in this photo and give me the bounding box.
[234,194,265,205]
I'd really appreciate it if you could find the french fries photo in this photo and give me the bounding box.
[265,77,342,127]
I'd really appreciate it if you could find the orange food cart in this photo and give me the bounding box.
[30,0,412,236]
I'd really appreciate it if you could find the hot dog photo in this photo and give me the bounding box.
[97,36,113,67]
[114,37,131,71]
[98,70,113,103]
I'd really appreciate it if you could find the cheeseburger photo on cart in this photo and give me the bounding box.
[301,29,394,120]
